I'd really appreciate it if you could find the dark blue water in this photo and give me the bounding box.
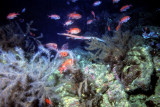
[0,0,159,48]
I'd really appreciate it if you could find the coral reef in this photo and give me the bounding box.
[118,45,154,91]
[133,25,160,54]
[81,63,130,107]
[0,19,160,107]
[0,44,134,107]
[128,54,160,106]
[84,29,160,106]
[85,31,144,66]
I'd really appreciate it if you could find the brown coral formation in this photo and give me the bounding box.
[85,31,144,66]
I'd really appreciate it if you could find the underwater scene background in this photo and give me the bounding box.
[0,0,160,107]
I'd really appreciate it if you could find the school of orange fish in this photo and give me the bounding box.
[6,0,132,34]
[6,0,132,105]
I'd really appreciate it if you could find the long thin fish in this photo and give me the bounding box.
[57,33,105,42]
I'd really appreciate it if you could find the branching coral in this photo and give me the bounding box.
[85,37,107,61]
[0,22,24,50]
[0,21,43,54]
[85,29,155,94]
[23,21,43,53]
[0,46,62,107]
[85,31,144,66]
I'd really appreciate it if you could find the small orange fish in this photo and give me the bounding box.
[115,16,130,31]
[7,12,19,19]
[68,12,82,19]
[87,19,94,24]
[119,16,130,24]
[60,51,68,57]
[45,98,51,105]
[48,14,60,20]
[45,43,58,50]
[64,20,74,26]
[91,11,95,18]
[108,26,111,31]
[120,5,132,12]
[67,28,81,34]
[59,59,74,74]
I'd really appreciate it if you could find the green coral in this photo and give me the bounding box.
[129,94,147,106]
[80,63,131,106]
[121,45,154,91]
[153,56,160,75]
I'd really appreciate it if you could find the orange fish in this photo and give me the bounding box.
[91,11,95,18]
[119,16,130,24]
[116,16,130,31]
[60,51,68,57]
[7,12,19,19]
[45,43,58,50]
[48,14,60,20]
[68,12,82,19]
[64,20,74,26]
[59,59,74,74]
[67,28,81,34]
[45,98,51,105]
[108,26,111,31]
[87,19,94,24]
[120,5,132,12]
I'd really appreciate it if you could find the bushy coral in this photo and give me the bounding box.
[0,22,24,50]
[0,21,43,54]
[85,31,144,66]
[0,46,62,107]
